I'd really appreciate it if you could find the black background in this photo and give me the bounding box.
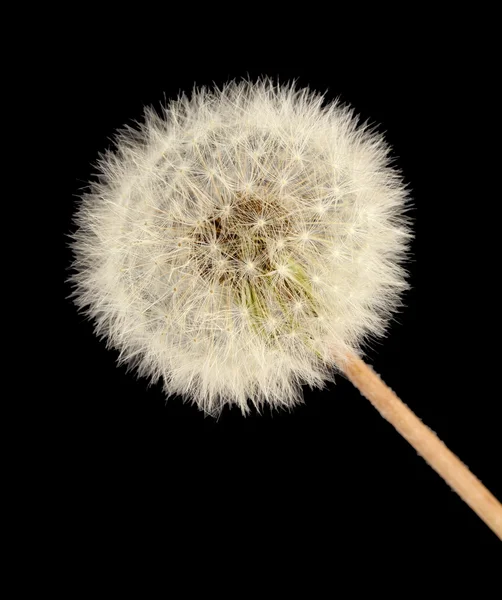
[60,12,501,567]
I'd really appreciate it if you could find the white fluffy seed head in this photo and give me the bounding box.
[70,79,411,415]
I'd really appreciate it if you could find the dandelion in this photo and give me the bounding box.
[70,79,502,537]
[71,79,408,413]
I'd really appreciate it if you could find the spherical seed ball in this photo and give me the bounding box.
[71,79,410,415]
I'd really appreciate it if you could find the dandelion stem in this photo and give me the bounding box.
[341,352,502,540]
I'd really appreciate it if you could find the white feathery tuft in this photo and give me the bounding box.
[70,79,411,415]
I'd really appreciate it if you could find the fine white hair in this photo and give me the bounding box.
[70,79,410,415]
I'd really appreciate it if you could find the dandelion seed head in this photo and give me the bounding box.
[70,79,410,415]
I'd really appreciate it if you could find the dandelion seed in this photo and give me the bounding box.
[70,79,410,415]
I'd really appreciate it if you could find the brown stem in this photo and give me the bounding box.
[341,352,502,540]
